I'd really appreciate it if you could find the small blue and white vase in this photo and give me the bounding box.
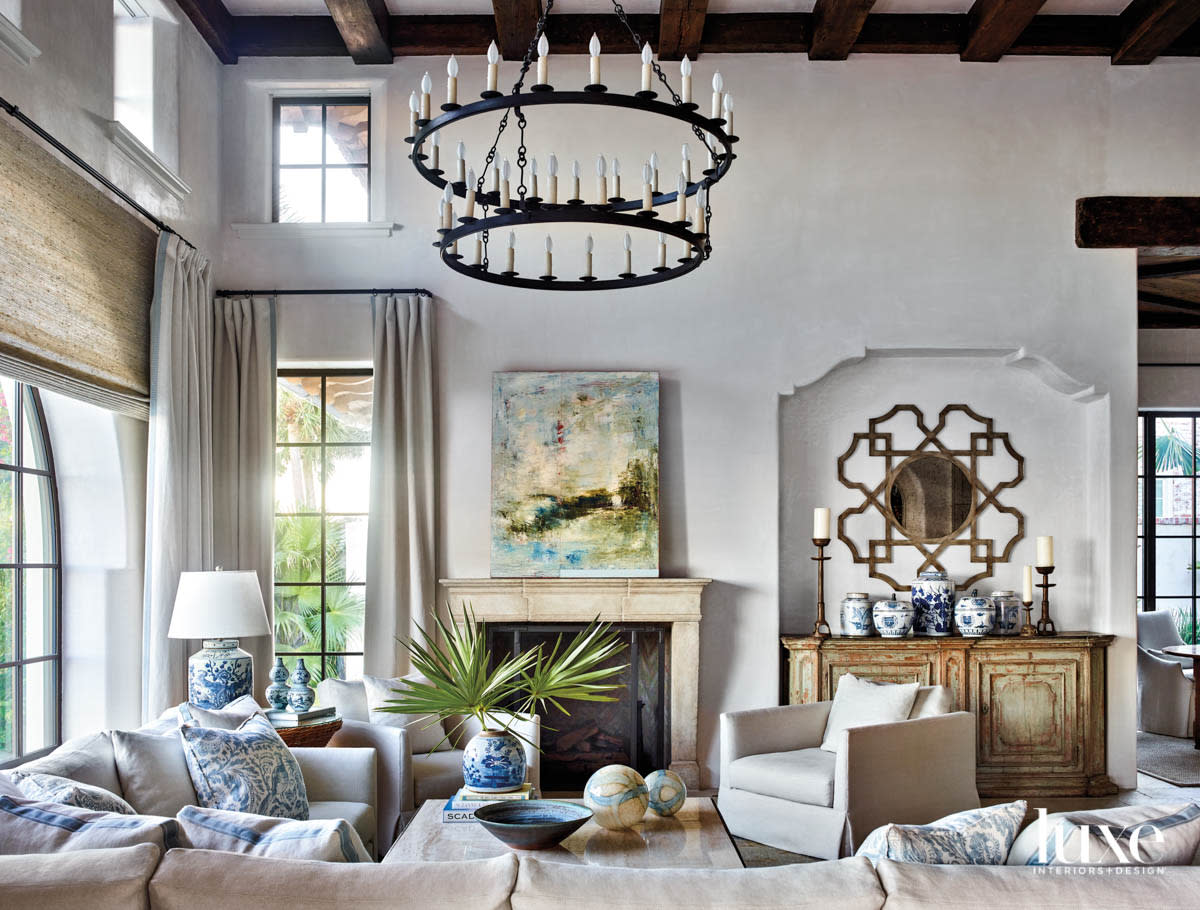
[872,599,915,638]
[462,729,527,793]
[187,639,253,709]
[911,569,954,636]
[265,657,290,710]
[955,590,996,637]
[839,593,874,637]
[991,590,1022,636]
[287,658,316,712]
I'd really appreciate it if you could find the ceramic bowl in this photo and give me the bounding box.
[473,799,594,850]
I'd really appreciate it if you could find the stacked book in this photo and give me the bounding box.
[266,705,336,728]
[441,783,536,823]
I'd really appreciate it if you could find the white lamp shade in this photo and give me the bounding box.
[168,570,270,639]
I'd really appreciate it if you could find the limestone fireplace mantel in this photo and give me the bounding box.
[438,578,712,789]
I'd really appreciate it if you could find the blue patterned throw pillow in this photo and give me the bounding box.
[180,714,309,820]
[9,770,136,815]
[856,800,1027,866]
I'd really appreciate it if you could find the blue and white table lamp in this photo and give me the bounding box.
[168,569,270,709]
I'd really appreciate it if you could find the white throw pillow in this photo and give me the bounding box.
[9,770,136,815]
[1007,803,1200,866]
[177,694,265,730]
[175,805,371,862]
[111,729,199,817]
[820,673,920,753]
[363,673,450,752]
[0,794,178,854]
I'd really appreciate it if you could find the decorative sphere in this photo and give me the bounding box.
[644,769,686,817]
[583,764,648,830]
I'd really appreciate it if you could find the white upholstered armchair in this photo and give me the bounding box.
[719,685,978,859]
[1137,611,1195,739]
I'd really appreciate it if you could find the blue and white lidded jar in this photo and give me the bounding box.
[911,569,954,636]
[954,590,996,637]
[872,599,915,638]
[839,593,874,637]
[990,590,1022,636]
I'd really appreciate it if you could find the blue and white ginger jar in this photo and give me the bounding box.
[187,639,253,709]
[462,729,527,793]
[911,569,954,636]
[990,590,1022,636]
[955,591,996,637]
[839,593,874,637]
[872,599,915,638]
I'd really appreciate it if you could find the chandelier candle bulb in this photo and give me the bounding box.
[596,156,607,203]
[447,55,459,106]
[813,507,831,539]
[711,71,724,120]
[490,161,500,193]
[589,33,601,85]
[486,40,500,92]
[676,174,687,221]
[641,43,653,92]
[1036,536,1054,566]
[1023,565,1034,603]
[430,131,440,172]
[420,71,432,120]
[650,150,660,192]
[454,140,465,182]
[657,232,667,268]
[500,159,511,208]
[696,185,707,232]
[571,159,581,202]
[612,158,621,198]
[464,168,477,218]
[723,93,734,134]
[681,144,691,183]
[505,231,516,273]
[584,234,594,277]
[544,235,553,276]
[548,154,559,204]
[530,158,539,198]
[472,234,481,266]
[680,55,692,104]
[623,231,632,274]
[536,33,549,86]
[641,163,653,212]
[408,91,419,137]
[441,183,453,230]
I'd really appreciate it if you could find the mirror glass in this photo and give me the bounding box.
[887,455,972,539]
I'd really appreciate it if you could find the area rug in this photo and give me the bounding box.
[731,836,820,868]
[1137,731,1200,786]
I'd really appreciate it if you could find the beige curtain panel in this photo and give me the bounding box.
[0,115,156,417]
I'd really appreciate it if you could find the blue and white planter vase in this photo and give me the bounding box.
[287,658,316,712]
[839,593,874,637]
[265,657,290,710]
[187,639,253,709]
[462,729,527,793]
[990,590,1022,636]
[954,591,996,637]
[911,569,954,636]
[872,599,915,638]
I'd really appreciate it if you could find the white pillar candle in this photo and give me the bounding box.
[681,143,691,183]
[1022,565,1034,603]
[500,159,511,208]
[536,33,549,85]
[584,234,594,277]
[544,235,553,276]
[446,55,459,105]
[641,42,653,92]
[623,232,632,274]
[408,91,419,137]
[813,507,831,539]
[657,232,667,268]
[430,131,441,172]
[708,147,716,171]
[611,157,621,199]
[455,140,465,182]
[595,155,607,203]
[505,231,516,272]
[548,153,559,204]
[420,71,432,121]
[571,159,581,201]
[472,234,482,266]
[680,55,692,104]
[696,185,707,233]
[711,71,724,120]
[464,168,477,218]
[530,158,539,198]
[723,92,734,134]
[486,40,500,92]
[649,150,660,193]
[641,163,653,212]
[441,183,453,230]
[589,33,601,85]
[490,162,500,193]
[676,173,687,222]
[1036,536,1054,567]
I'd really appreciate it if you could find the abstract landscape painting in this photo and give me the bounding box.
[492,372,660,577]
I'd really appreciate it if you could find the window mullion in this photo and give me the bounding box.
[12,385,23,759]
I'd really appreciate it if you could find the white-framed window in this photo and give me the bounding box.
[274,97,371,224]
[112,0,179,171]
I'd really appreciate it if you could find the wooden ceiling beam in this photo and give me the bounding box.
[659,0,709,61]
[1138,259,1200,279]
[493,0,542,61]
[1077,197,1200,248]
[1113,0,1200,64]
[173,0,237,64]
[961,0,1048,62]
[1138,291,1200,315]
[232,16,347,57]
[809,0,879,60]
[325,0,391,64]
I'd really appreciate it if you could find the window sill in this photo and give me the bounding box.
[0,15,40,66]
[107,121,191,199]
[231,222,397,239]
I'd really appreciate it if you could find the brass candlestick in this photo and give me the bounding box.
[812,537,831,639]
[1019,600,1037,637]
[1035,565,1057,636]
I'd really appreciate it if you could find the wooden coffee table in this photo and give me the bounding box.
[1162,644,1200,749]
[384,797,743,868]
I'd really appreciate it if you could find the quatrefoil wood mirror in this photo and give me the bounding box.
[837,404,1025,591]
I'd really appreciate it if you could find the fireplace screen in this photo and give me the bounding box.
[486,623,668,792]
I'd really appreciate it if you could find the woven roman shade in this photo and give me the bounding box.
[0,114,157,417]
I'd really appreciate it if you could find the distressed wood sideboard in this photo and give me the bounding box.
[780,633,1117,797]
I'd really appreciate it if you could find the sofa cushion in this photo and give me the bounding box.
[316,677,369,723]
[177,694,265,730]
[15,731,122,796]
[0,794,178,854]
[821,673,920,752]
[413,747,466,804]
[1007,803,1200,866]
[175,805,371,862]
[510,855,886,910]
[363,673,451,752]
[9,770,136,815]
[726,748,836,808]
[180,714,308,819]
[0,843,160,910]
[908,686,952,719]
[876,857,1200,907]
[308,800,377,858]
[856,800,1026,867]
[112,729,199,817]
[148,849,519,910]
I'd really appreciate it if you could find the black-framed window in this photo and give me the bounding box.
[274,370,373,682]
[273,97,370,224]
[0,378,62,766]
[1139,411,1198,644]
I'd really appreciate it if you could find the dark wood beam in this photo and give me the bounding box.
[961,0,1047,62]
[233,16,347,57]
[1113,0,1200,64]
[388,16,497,56]
[699,13,809,53]
[851,14,963,53]
[659,0,708,61]
[325,0,391,64]
[493,0,541,61]
[1138,291,1200,315]
[1138,259,1200,279]
[174,0,236,64]
[1077,197,1200,248]
[1005,15,1119,55]
[810,0,879,60]
[1140,309,1200,327]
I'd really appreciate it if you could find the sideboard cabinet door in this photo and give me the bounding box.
[971,652,1081,772]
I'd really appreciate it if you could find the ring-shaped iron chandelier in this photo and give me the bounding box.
[405,0,739,291]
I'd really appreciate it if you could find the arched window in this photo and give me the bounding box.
[0,378,61,764]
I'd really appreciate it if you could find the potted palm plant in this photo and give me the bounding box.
[380,605,627,793]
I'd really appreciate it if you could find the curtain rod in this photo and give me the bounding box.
[0,94,197,252]
[214,288,433,298]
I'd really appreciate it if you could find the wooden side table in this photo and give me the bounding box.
[1162,645,1200,749]
[273,715,342,748]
